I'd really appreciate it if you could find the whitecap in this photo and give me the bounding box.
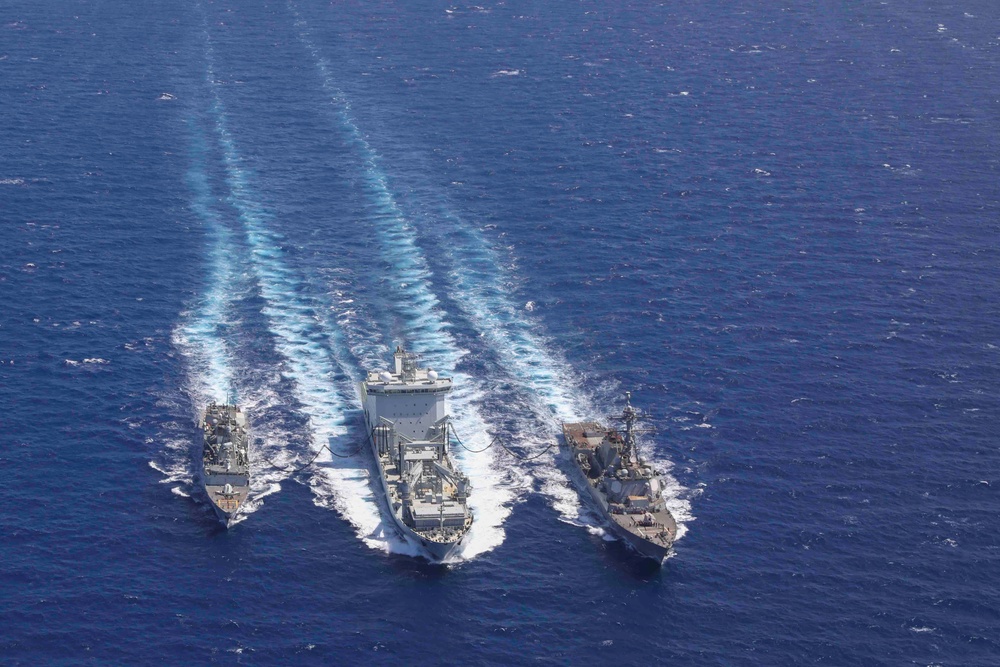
[202,34,393,549]
[288,8,525,560]
[287,3,694,552]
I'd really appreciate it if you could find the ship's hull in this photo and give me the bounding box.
[364,420,466,562]
[566,459,672,563]
[604,514,671,562]
[199,403,250,529]
[198,451,249,528]
[209,499,233,526]
[204,482,249,528]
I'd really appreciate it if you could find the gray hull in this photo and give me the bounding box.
[200,402,250,529]
[358,350,472,563]
[204,482,250,528]
[210,501,232,526]
[199,451,249,527]
[368,437,465,562]
[570,461,672,563]
[604,517,671,562]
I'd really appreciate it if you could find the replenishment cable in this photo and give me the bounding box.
[262,425,375,473]
[450,423,557,461]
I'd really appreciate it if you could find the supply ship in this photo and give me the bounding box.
[200,400,250,527]
[562,393,676,562]
[358,347,473,561]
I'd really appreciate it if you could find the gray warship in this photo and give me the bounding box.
[562,393,677,562]
[358,347,473,561]
[200,401,250,527]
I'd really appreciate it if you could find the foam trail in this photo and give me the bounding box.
[152,118,241,503]
[199,29,402,551]
[173,120,237,406]
[289,3,525,559]
[288,12,585,524]
[420,219,603,524]
[286,4,692,540]
[159,117,292,522]
[428,202,693,538]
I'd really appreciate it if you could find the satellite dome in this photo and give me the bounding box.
[427,370,438,381]
[379,371,393,383]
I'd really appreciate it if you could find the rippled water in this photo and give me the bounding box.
[2,0,999,664]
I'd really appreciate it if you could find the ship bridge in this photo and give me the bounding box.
[360,347,452,441]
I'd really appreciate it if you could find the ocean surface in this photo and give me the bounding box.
[2,0,999,664]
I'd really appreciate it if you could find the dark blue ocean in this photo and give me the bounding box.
[3,0,999,663]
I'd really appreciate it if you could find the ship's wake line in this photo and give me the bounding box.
[286,5,692,542]
[427,219,693,539]
[174,144,235,407]
[286,6,592,529]
[160,116,302,521]
[289,2,527,560]
[197,30,412,551]
[334,114,522,558]
[154,118,240,504]
[430,222,597,525]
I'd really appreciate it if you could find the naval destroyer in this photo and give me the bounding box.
[358,347,473,561]
[200,400,250,527]
[562,393,677,562]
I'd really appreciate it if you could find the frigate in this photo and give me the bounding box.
[200,401,250,527]
[562,393,677,562]
[358,347,472,561]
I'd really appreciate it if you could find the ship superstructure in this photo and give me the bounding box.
[200,401,250,527]
[562,393,676,562]
[358,347,472,561]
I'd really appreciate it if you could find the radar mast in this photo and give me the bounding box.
[621,391,639,466]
